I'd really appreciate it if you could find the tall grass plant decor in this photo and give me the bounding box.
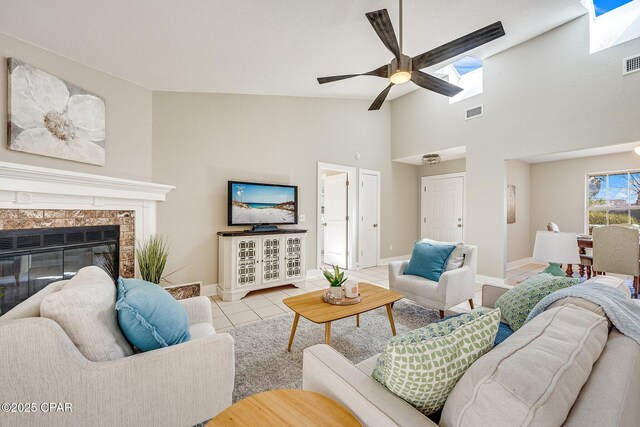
[136,235,169,284]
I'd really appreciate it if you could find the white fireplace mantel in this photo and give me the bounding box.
[0,161,174,202]
[0,161,175,242]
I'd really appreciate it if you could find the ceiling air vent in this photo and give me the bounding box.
[623,54,640,75]
[465,105,483,120]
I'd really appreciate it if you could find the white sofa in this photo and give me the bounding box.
[389,245,477,317]
[0,270,234,427]
[303,279,640,427]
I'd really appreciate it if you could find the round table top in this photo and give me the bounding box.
[207,389,361,427]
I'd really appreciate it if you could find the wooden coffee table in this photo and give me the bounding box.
[207,389,360,426]
[283,283,403,351]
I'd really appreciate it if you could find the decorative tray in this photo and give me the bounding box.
[322,290,361,305]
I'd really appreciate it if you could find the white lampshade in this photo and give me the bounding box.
[533,231,580,264]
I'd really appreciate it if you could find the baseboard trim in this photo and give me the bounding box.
[378,255,411,266]
[476,274,506,286]
[201,283,217,297]
[506,257,533,271]
[306,269,322,278]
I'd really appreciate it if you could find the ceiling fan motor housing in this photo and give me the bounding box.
[390,54,413,75]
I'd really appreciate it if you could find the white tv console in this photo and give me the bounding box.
[217,229,307,302]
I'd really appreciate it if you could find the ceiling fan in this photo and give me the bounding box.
[317,0,505,110]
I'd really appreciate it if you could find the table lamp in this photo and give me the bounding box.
[532,231,580,277]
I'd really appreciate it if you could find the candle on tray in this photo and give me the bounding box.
[345,282,359,298]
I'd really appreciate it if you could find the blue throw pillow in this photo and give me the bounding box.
[494,321,514,346]
[404,242,456,282]
[115,278,190,352]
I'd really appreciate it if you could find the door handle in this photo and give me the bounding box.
[457,224,462,228]
[373,224,378,228]
[322,223,327,226]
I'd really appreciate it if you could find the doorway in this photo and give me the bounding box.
[317,163,356,270]
[358,169,381,268]
[421,173,465,241]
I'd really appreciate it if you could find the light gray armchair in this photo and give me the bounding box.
[0,282,234,427]
[389,245,477,318]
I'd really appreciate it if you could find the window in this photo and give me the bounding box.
[436,56,483,103]
[452,57,483,76]
[584,0,640,52]
[587,170,640,232]
[593,0,634,16]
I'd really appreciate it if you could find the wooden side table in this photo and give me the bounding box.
[207,389,361,426]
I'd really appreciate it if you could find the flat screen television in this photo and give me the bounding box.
[228,181,298,227]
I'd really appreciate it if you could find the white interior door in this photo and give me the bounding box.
[323,173,348,268]
[421,175,464,242]
[359,171,379,269]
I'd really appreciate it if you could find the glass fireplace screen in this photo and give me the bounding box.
[0,226,119,316]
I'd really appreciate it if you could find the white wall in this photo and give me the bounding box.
[506,160,531,263]
[0,32,153,181]
[529,150,640,252]
[152,92,418,285]
[391,15,640,279]
[418,158,466,177]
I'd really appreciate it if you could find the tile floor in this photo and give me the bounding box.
[205,265,484,332]
[505,263,548,285]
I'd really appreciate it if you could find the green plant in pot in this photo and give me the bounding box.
[136,235,169,285]
[322,265,347,299]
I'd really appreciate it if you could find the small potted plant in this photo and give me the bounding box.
[322,265,347,299]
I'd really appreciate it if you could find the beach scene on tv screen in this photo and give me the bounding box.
[231,183,296,224]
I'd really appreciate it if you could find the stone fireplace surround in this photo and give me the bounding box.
[0,209,135,277]
[0,161,174,278]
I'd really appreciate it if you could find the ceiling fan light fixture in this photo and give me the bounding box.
[422,154,441,165]
[390,71,411,84]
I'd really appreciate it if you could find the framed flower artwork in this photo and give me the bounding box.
[7,58,106,166]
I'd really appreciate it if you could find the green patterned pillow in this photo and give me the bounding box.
[372,308,501,415]
[495,273,578,331]
[372,309,490,383]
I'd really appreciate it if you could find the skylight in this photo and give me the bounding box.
[593,0,634,16]
[584,0,640,52]
[452,57,483,76]
[436,56,484,103]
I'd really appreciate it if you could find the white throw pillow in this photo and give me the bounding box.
[40,266,133,362]
[440,304,608,427]
[420,238,465,271]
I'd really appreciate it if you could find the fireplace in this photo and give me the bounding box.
[0,225,120,314]
[0,161,175,314]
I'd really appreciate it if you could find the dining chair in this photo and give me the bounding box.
[546,222,592,278]
[592,225,639,298]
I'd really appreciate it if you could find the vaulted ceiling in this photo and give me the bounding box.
[0,0,587,100]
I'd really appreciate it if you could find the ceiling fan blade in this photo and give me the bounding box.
[365,9,401,61]
[412,21,505,70]
[411,71,463,97]
[368,83,394,111]
[317,64,389,84]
